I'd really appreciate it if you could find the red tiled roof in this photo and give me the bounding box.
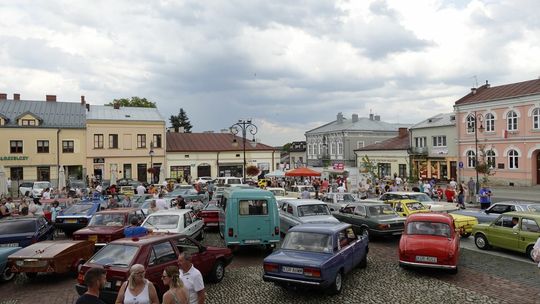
[455,79,540,105]
[166,132,275,152]
[355,132,409,151]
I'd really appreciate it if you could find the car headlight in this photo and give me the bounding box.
[15,261,24,266]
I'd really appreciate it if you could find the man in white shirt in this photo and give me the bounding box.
[136,183,146,195]
[178,252,206,304]
[337,183,346,193]
[155,193,168,210]
[449,178,457,189]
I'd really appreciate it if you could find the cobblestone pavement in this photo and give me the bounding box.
[0,231,539,304]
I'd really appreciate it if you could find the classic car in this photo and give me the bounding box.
[332,203,405,238]
[129,194,154,208]
[0,216,54,248]
[55,202,102,236]
[8,240,94,277]
[322,193,360,210]
[263,223,368,294]
[289,185,316,199]
[0,247,21,281]
[399,213,460,274]
[279,199,339,234]
[266,187,288,201]
[198,201,220,228]
[40,198,72,222]
[473,211,540,260]
[452,201,540,223]
[166,188,206,202]
[75,234,233,303]
[73,208,146,247]
[142,209,204,240]
[379,191,458,212]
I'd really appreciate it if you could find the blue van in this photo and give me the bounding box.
[218,188,280,252]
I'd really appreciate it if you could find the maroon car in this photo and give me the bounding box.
[72,208,145,247]
[199,201,220,228]
[75,234,233,303]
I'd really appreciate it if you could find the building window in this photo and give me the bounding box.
[507,110,518,131]
[466,115,476,134]
[467,150,476,168]
[37,166,50,181]
[10,140,23,153]
[21,119,36,126]
[318,143,322,155]
[337,142,343,155]
[486,150,496,169]
[123,164,132,179]
[414,137,426,148]
[137,163,147,183]
[432,136,446,147]
[398,164,407,178]
[137,134,146,148]
[10,167,23,181]
[94,134,104,149]
[62,140,74,153]
[109,134,118,149]
[37,140,49,153]
[485,113,495,132]
[330,142,336,155]
[508,149,519,169]
[533,108,540,130]
[357,141,365,149]
[153,134,162,148]
[308,144,313,155]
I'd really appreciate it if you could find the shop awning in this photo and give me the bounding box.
[285,167,321,177]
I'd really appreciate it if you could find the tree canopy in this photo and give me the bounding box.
[169,108,193,133]
[106,97,156,108]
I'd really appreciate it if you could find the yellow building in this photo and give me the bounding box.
[85,104,166,184]
[0,94,87,187]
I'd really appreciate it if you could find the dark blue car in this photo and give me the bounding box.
[55,202,101,236]
[0,216,54,249]
[263,223,369,294]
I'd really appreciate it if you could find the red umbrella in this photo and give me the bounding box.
[285,167,321,177]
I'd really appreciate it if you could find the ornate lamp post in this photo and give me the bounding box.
[469,112,484,193]
[230,120,258,179]
[149,141,155,184]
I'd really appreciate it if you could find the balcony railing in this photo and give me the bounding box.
[409,147,428,155]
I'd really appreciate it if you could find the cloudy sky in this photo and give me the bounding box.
[1,0,540,145]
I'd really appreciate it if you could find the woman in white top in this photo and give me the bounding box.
[115,264,159,304]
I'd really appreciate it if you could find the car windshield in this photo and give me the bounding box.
[297,204,330,217]
[366,205,398,217]
[143,215,179,229]
[0,220,36,234]
[527,205,540,212]
[335,194,356,202]
[269,189,285,196]
[405,202,427,211]
[89,214,126,226]
[405,194,433,203]
[34,182,50,189]
[89,244,138,267]
[63,204,93,215]
[406,221,451,237]
[282,231,332,253]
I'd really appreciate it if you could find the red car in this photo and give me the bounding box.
[198,201,220,228]
[398,213,460,274]
[75,233,233,303]
[72,208,145,247]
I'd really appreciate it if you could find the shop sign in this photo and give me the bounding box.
[93,158,105,164]
[0,156,29,161]
[333,163,344,170]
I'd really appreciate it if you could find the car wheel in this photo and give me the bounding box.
[328,271,343,295]
[358,253,367,269]
[1,267,15,282]
[474,234,490,250]
[526,245,535,261]
[461,232,471,238]
[360,227,369,239]
[209,260,225,283]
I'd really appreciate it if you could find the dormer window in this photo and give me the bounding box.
[16,112,41,127]
[21,119,36,126]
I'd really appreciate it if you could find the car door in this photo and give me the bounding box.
[175,236,214,275]
[352,206,367,230]
[518,218,540,253]
[488,215,519,250]
[146,241,179,294]
[182,212,196,237]
[188,210,204,237]
[336,228,354,272]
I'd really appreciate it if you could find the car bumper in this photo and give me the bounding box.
[371,228,404,236]
[75,284,118,304]
[399,260,457,270]
[263,274,325,287]
[54,223,87,232]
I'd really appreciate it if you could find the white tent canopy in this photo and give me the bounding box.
[265,169,286,178]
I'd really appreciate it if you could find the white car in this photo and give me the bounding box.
[266,187,288,201]
[195,177,213,184]
[278,199,339,234]
[141,209,205,240]
[19,181,52,197]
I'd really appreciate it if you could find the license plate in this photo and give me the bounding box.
[88,235,97,242]
[415,256,437,263]
[392,232,402,235]
[282,266,303,274]
[244,239,260,244]
[0,243,18,247]
[65,219,78,223]
[104,281,111,289]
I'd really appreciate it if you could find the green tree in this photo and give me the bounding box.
[360,155,378,180]
[169,108,193,133]
[106,96,156,108]
[475,145,496,185]
[282,142,292,152]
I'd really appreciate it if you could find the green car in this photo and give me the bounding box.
[473,211,540,260]
[332,203,406,239]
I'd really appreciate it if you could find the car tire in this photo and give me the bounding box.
[359,227,369,239]
[209,260,225,283]
[474,234,490,250]
[328,271,343,295]
[358,253,367,269]
[526,245,535,261]
[1,267,15,282]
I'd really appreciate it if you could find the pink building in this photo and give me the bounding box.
[454,79,540,186]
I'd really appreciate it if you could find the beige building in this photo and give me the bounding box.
[0,94,87,187]
[167,132,277,180]
[86,104,166,184]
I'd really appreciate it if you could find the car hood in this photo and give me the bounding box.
[74,226,124,235]
[264,249,330,267]
[401,235,455,256]
[0,247,22,259]
[377,216,406,224]
[8,240,88,258]
[300,215,340,224]
[427,203,459,212]
[451,209,488,217]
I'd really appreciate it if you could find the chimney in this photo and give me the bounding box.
[113,102,120,109]
[46,95,56,102]
[85,104,90,111]
[352,114,359,123]
[485,80,490,88]
[0,93,6,100]
[398,127,408,137]
[13,93,20,100]
[374,115,380,121]
[80,95,86,105]
[369,113,374,120]
[336,112,344,124]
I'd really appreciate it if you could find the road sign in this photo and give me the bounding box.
[458,161,464,169]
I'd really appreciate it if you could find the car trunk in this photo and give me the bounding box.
[402,235,454,264]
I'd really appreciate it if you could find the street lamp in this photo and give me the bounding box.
[230,119,258,179]
[149,141,155,184]
[468,112,484,193]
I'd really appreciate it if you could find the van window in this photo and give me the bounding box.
[239,200,268,215]
[228,179,241,185]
